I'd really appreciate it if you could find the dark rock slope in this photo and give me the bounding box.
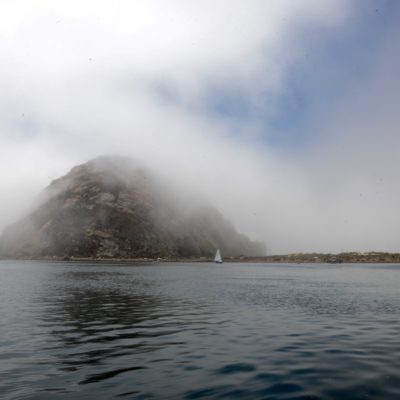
[0,156,265,259]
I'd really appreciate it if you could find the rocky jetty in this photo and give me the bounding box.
[0,156,265,259]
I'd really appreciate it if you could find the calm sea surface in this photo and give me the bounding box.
[1,261,400,399]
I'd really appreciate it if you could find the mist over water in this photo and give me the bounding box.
[1,261,400,399]
[1,1,400,253]
[2,4,400,400]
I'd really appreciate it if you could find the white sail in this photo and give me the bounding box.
[214,249,223,263]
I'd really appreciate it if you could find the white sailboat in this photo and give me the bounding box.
[214,249,223,264]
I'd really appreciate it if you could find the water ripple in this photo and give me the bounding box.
[1,261,400,399]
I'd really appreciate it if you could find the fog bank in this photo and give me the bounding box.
[1,1,399,254]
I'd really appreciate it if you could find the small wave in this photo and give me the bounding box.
[79,365,146,384]
[217,363,256,375]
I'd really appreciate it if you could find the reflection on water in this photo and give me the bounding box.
[1,261,400,399]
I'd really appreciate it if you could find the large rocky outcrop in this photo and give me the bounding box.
[0,156,265,259]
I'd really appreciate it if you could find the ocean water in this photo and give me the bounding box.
[1,261,400,400]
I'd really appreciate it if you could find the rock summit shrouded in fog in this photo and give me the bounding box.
[0,156,265,259]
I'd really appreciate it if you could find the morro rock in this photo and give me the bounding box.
[0,156,265,259]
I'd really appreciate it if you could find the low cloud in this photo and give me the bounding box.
[1,0,399,253]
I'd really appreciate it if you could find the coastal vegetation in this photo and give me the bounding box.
[241,252,400,264]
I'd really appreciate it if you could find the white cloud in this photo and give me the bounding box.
[2,0,399,254]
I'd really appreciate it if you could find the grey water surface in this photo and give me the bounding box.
[1,261,400,399]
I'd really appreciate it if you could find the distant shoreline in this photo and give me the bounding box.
[2,252,400,264]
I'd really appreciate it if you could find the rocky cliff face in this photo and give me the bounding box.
[0,156,265,259]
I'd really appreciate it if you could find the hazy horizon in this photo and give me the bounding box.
[1,0,400,254]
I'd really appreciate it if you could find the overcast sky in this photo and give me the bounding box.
[1,0,400,254]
